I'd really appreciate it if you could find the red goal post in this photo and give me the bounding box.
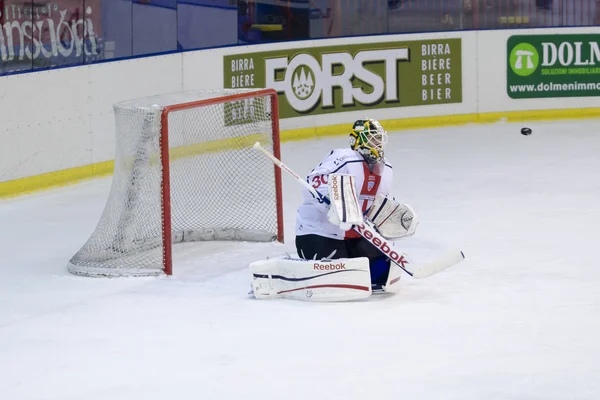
[68,88,284,277]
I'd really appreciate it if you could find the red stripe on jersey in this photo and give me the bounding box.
[345,163,382,239]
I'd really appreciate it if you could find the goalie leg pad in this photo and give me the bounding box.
[249,256,372,302]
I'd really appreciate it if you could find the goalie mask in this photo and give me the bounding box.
[349,118,388,164]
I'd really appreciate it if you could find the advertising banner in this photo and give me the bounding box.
[507,34,600,99]
[224,38,462,119]
[0,0,103,74]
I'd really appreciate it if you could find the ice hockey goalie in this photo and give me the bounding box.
[249,118,419,301]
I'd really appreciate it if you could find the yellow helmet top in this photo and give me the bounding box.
[349,118,387,163]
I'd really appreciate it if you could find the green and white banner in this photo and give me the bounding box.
[507,34,600,99]
[224,39,463,119]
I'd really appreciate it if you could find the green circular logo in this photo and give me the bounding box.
[509,43,539,76]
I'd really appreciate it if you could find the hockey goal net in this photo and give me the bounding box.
[68,88,283,277]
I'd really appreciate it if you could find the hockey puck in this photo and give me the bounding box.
[521,127,532,136]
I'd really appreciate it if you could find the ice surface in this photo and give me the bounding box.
[1,120,599,400]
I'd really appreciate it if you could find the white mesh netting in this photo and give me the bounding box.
[68,89,281,277]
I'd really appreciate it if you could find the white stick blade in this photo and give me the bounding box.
[411,250,465,279]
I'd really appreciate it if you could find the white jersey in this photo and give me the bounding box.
[295,148,393,240]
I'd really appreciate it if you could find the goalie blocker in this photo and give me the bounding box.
[327,173,363,231]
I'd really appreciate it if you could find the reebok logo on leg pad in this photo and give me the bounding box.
[314,262,346,270]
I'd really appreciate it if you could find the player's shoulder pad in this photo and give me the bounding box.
[309,148,362,175]
[327,148,363,165]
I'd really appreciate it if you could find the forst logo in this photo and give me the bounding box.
[510,42,540,77]
[224,39,462,116]
[292,66,315,99]
[265,49,410,112]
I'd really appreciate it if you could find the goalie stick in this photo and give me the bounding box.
[253,142,465,280]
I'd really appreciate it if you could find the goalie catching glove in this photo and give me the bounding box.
[365,193,418,239]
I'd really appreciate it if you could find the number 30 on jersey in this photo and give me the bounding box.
[311,175,328,188]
